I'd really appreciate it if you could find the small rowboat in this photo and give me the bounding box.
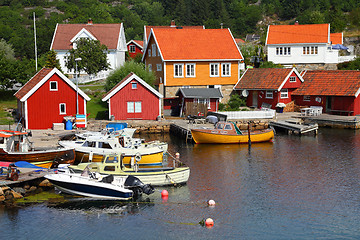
[191,121,274,144]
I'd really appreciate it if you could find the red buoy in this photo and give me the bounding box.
[161,190,169,198]
[205,218,214,228]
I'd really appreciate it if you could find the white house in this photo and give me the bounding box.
[50,19,127,80]
[266,23,347,66]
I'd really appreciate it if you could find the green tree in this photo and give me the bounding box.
[44,50,61,69]
[105,60,156,92]
[0,39,15,60]
[337,57,360,70]
[65,38,109,75]
[260,61,284,68]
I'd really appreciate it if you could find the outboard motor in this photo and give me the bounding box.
[124,175,155,196]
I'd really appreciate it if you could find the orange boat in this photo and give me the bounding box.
[191,121,274,144]
[0,130,75,168]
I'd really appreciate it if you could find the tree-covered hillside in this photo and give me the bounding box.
[1,0,360,86]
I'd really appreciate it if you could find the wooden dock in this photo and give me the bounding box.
[0,168,49,187]
[270,120,318,135]
[170,120,211,142]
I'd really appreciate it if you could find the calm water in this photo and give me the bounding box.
[1,129,360,239]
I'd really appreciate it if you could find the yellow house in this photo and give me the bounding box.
[142,27,243,115]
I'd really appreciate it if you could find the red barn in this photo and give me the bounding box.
[292,70,360,116]
[102,72,163,120]
[234,68,304,110]
[127,40,143,59]
[14,68,90,130]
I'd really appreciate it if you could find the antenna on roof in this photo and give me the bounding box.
[87,18,93,25]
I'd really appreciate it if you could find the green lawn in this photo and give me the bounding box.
[0,90,17,125]
[80,85,108,120]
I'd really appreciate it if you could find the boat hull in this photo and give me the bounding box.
[191,128,274,144]
[45,174,133,200]
[0,148,75,168]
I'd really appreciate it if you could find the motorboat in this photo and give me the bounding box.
[0,130,75,168]
[45,164,154,200]
[191,121,274,144]
[69,153,190,187]
[59,133,167,167]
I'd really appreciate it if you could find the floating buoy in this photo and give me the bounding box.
[205,218,214,228]
[161,189,168,198]
[208,199,216,206]
[175,152,180,159]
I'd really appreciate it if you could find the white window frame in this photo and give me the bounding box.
[289,76,296,82]
[129,45,136,53]
[134,101,142,113]
[186,63,196,77]
[50,81,58,91]
[303,95,310,101]
[280,89,288,99]
[59,103,66,115]
[265,91,273,99]
[151,44,156,57]
[174,64,184,77]
[148,64,152,72]
[303,46,318,55]
[131,82,137,89]
[276,47,291,56]
[156,64,162,71]
[221,63,231,77]
[210,63,219,77]
[148,49,151,57]
[127,102,134,113]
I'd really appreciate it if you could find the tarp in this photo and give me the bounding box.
[0,162,11,167]
[332,44,348,50]
[14,161,46,169]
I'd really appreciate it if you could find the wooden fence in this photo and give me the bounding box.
[184,102,208,116]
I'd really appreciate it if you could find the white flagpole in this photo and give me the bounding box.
[33,12,37,71]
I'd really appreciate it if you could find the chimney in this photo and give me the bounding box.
[220,23,223,29]
[295,21,299,25]
[87,18,93,25]
[170,20,176,27]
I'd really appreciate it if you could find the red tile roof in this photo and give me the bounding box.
[235,38,245,44]
[152,28,243,60]
[14,68,53,100]
[266,24,330,44]
[330,33,343,45]
[51,23,122,50]
[234,68,293,90]
[133,40,144,48]
[292,70,360,96]
[145,25,204,43]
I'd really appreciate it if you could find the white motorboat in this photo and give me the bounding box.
[45,165,154,200]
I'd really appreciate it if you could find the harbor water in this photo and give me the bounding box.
[1,128,360,239]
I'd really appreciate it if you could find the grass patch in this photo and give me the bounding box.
[0,90,17,125]
[86,95,108,120]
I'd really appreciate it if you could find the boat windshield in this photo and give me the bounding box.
[105,155,119,163]
[82,141,96,147]
[98,142,112,149]
[216,123,225,129]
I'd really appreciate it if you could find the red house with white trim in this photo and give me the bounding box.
[102,72,163,120]
[127,40,143,59]
[292,70,360,116]
[234,68,304,109]
[14,68,90,129]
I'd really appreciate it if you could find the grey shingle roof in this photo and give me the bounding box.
[176,88,223,98]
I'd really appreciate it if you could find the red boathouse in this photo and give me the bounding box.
[14,68,90,129]
[102,72,163,120]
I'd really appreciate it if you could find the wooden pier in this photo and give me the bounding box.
[170,120,211,142]
[270,120,318,135]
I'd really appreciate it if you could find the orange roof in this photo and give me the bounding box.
[133,40,144,47]
[266,24,330,44]
[151,28,242,61]
[292,70,360,96]
[145,25,204,43]
[234,68,293,90]
[14,68,53,100]
[235,38,245,44]
[51,23,122,50]
[330,33,343,45]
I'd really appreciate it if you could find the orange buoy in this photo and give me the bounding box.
[161,190,169,198]
[205,218,214,228]
[208,199,216,206]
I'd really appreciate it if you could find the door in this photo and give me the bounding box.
[252,91,258,108]
[326,96,332,112]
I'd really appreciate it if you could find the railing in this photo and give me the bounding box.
[216,109,276,120]
[75,71,110,84]
[338,55,357,63]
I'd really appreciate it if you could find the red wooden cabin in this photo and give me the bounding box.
[14,68,90,129]
[102,72,163,120]
[234,68,303,110]
[127,40,143,59]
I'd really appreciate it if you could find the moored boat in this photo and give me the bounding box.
[45,165,154,200]
[0,130,75,168]
[191,121,274,144]
[69,153,190,186]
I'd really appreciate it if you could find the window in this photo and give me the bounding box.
[289,76,296,82]
[152,44,156,57]
[174,64,184,77]
[224,124,232,130]
[50,81,58,91]
[127,102,142,113]
[303,96,310,101]
[156,64,162,71]
[186,63,195,77]
[221,63,231,77]
[105,156,118,163]
[195,98,210,109]
[132,82,137,89]
[303,46,318,55]
[148,49,151,57]
[276,47,291,56]
[280,89,288,99]
[59,103,66,115]
[148,64,152,72]
[210,63,219,77]
[82,141,96,147]
[265,91,273,99]
[99,142,112,149]
[129,45,136,53]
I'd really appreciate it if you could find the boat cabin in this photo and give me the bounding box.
[211,122,242,135]
[0,130,33,152]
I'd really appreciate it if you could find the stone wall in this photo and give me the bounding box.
[294,63,338,72]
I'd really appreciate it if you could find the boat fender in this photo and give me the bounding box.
[135,152,141,162]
